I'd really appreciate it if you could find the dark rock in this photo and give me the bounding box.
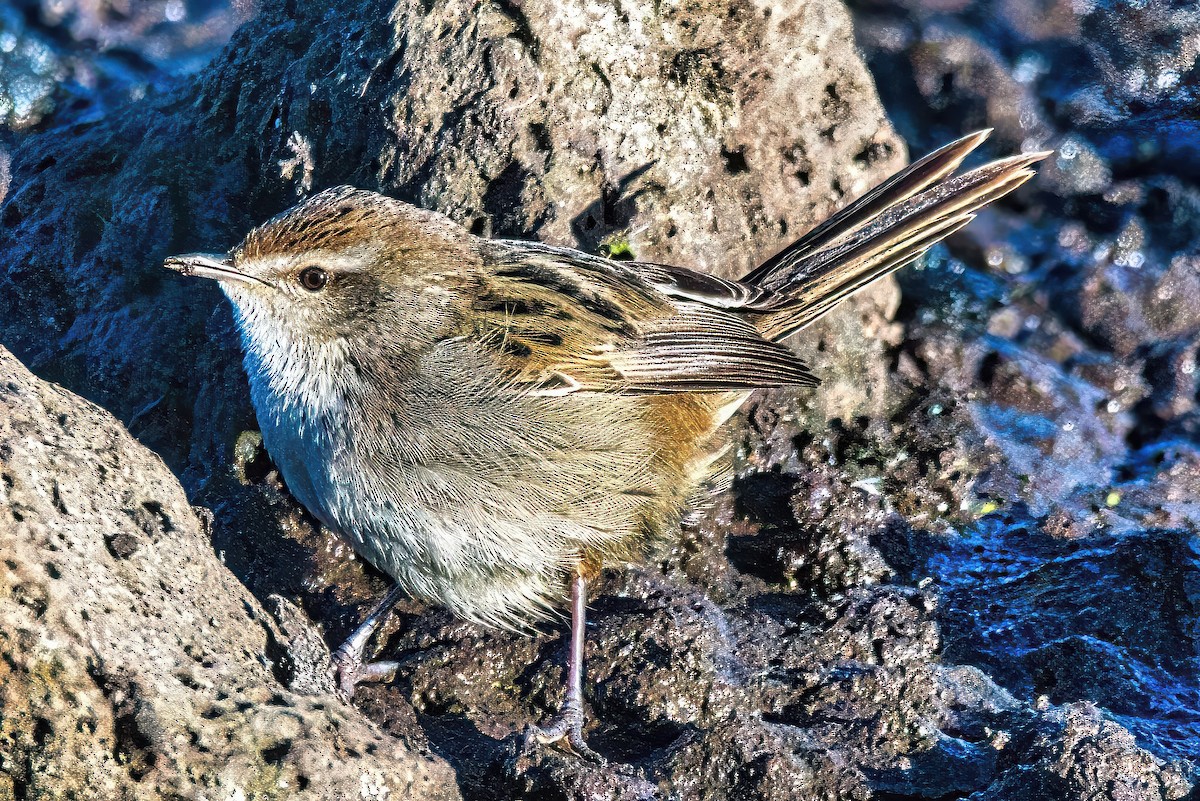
[976,703,1193,801]
[849,0,1200,778]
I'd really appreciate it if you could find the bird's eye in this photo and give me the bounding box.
[298,266,328,291]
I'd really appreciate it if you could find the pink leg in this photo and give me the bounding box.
[527,571,604,762]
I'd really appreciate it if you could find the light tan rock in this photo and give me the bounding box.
[0,346,460,801]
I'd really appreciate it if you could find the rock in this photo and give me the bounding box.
[0,346,459,800]
[27,0,251,73]
[849,0,1200,774]
[0,7,63,132]
[977,703,1194,801]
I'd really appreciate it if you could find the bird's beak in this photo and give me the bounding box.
[163,253,270,287]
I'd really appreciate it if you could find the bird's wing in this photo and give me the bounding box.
[603,302,817,392]
[471,242,816,395]
[630,261,792,311]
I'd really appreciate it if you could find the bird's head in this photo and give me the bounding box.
[166,186,480,399]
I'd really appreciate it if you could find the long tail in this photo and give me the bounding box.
[745,130,1050,341]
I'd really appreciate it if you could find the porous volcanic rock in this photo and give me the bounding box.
[0,346,459,800]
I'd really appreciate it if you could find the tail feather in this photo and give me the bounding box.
[743,129,993,286]
[763,214,975,338]
[748,136,1049,341]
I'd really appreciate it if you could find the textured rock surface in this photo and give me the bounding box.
[0,346,459,800]
[849,0,1200,774]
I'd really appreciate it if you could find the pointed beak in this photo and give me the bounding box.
[163,253,271,287]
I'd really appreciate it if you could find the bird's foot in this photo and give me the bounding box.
[525,702,605,764]
[332,643,399,702]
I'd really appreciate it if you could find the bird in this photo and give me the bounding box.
[165,130,1046,760]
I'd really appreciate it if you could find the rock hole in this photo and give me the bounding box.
[1,200,23,228]
[104,530,141,560]
[481,160,539,237]
[853,141,891,167]
[940,71,955,96]
[113,708,157,781]
[131,500,173,541]
[528,122,551,152]
[176,671,203,691]
[33,717,53,747]
[261,741,292,765]
[721,145,749,174]
[51,482,68,515]
[979,351,1002,386]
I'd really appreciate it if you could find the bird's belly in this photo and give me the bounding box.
[252,382,708,627]
[329,479,602,626]
[260,417,584,625]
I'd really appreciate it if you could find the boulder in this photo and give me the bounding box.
[0,346,460,800]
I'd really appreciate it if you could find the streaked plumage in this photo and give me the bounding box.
[166,130,1047,752]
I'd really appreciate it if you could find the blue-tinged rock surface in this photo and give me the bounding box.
[852,0,1200,779]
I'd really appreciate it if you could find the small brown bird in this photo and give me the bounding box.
[166,131,1045,759]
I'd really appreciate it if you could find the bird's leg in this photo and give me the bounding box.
[333,583,406,700]
[527,570,605,763]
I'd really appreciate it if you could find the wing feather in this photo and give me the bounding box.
[473,244,817,395]
[610,305,818,392]
[632,262,791,311]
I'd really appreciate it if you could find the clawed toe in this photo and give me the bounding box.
[333,646,398,701]
[525,705,605,764]
[331,584,408,701]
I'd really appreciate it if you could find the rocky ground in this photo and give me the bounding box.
[1,0,1198,799]
[850,0,1200,772]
